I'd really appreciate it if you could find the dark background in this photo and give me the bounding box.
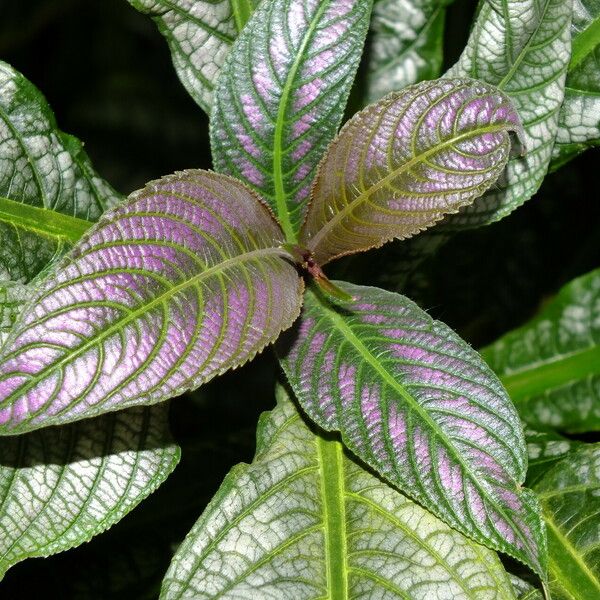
[0,0,598,597]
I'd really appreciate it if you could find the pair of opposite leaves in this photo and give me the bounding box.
[0,78,545,574]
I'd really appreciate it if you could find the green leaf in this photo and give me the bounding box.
[300,77,522,265]
[231,0,259,31]
[445,0,572,227]
[126,1,238,114]
[524,428,583,487]
[0,170,304,434]
[362,0,449,104]
[0,250,66,348]
[160,385,518,599]
[481,268,600,434]
[278,282,547,577]
[210,0,373,240]
[0,404,179,579]
[534,445,600,600]
[508,574,544,600]
[0,61,117,282]
[552,0,600,167]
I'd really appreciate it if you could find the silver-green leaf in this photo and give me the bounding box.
[363,0,449,104]
[160,385,518,599]
[552,0,600,166]
[0,61,117,282]
[445,0,572,226]
[126,0,247,114]
[0,404,179,579]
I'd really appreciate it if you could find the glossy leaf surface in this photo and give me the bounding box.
[0,404,179,579]
[0,61,116,282]
[126,1,248,114]
[161,385,518,599]
[482,268,600,433]
[445,0,572,226]
[211,0,373,239]
[553,0,600,165]
[363,0,448,103]
[0,170,303,434]
[534,445,600,599]
[278,282,546,576]
[301,78,522,265]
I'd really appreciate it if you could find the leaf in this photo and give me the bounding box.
[127,1,237,114]
[508,574,544,600]
[0,250,68,349]
[534,445,600,599]
[552,0,600,166]
[481,268,600,434]
[0,61,117,282]
[231,0,259,31]
[278,282,546,576]
[0,282,29,347]
[210,0,373,240]
[524,428,583,487]
[300,78,522,266]
[444,0,572,227]
[0,169,304,434]
[0,404,179,579]
[160,385,518,599]
[362,0,449,104]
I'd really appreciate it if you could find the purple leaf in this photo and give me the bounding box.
[278,282,547,576]
[300,78,523,265]
[0,170,304,434]
[210,0,373,240]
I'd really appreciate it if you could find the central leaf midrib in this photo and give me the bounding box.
[493,343,600,403]
[0,246,287,409]
[546,516,600,599]
[306,122,510,253]
[0,195,92,242]
[317,436,347,600]
[313,289,533,557]
[272,0,330,243]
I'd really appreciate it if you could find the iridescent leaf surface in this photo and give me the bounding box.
[482,268,600,434]
[534,445,600,599]
[0,404,179,579]
[210,0,373,239]
[278,282,546,576]
[300,78,522,265]
[161,385,518,599]
[363,0,448,104]
[126,1,246,114]
[445,0,572,226]
[552,0,600,166]
[0,170,303,434]
[0,61,116,282]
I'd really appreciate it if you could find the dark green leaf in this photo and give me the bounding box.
[482,268,600,433]
[534,445,600,599]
